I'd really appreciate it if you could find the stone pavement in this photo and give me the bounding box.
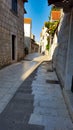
[28,61,73,130]
[0,69,44,130]
[0,60,73,130]
[0,53,46,113]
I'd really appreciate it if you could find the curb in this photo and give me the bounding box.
[21,60,43,81]
[62,88,73,122]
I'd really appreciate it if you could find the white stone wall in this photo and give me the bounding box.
[24,24,31,37]
[24,23,31,53]
[55,10,73,90]
[64,10,73,90]
[56,13,70,86]
[48,33,58,61]
[40,26,49,54]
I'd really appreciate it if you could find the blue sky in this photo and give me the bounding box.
[24,0,51,41]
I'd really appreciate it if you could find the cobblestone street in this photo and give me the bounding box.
[0,60,73,130]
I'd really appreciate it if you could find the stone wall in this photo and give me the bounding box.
[56,13,70,87]
[0,0,24,68]
[55,10,73,90]
[48,33,58,62]
[24,36,31,53]
[64,10,73,90]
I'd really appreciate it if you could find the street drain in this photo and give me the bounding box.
[47,69,54,72]
[46,80,60,84]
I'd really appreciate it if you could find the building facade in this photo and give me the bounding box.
[48,0,73,120]
[48,8,62,61]
[31,34,39,53]
[0,0,27,68]
[40,26,49,54]
[24,18,32,53]
[50,9,61,22]
[48,0,73,91]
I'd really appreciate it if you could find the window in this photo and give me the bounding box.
[12,0,17,14]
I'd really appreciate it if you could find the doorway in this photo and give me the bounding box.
[12,35,16,61]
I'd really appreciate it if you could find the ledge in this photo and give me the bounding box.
[48,0,73,11]
[62,88,73,122]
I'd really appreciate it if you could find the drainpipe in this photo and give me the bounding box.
[64,8,73,90]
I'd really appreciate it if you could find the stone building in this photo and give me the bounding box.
[24,18,32,53]
[50,9,61,22]
[40,26,49,54]
[48,8,62,62]
[0,0,28,68]
[31,34,39,53]
[48,0,73,120]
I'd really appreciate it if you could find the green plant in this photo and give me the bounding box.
[45,22,50,29]
[46,43,50,51]
[46,37,50,51]
[45,21,59,36]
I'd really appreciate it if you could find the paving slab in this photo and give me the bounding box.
[0,68,44,130]
[0,53,46,113]
[0,58,73,130]
[29,61,73,130]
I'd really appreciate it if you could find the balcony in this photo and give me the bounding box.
[48,0,73,12]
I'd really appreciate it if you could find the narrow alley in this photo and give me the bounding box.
[0,54,73,130]
[0,0,73,130]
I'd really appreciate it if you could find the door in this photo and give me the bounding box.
[12,35,16,60]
